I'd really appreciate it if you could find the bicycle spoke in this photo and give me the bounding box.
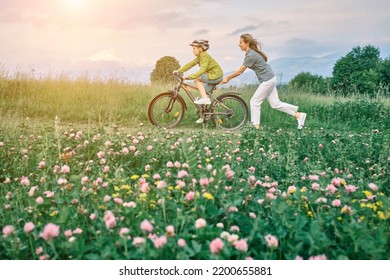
[211,95,248,130]
[148,93,185,128]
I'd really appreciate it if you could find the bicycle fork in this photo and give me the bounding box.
[164,97,175,113]
[164,90,181,113]
[199,95,232,119]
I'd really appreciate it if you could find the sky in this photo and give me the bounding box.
[0,0,389,81]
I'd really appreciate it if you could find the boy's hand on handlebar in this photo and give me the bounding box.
[220,77,229,84]
[172,70,187,80]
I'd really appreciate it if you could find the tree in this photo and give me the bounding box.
[150,56,180,84]
[332,45,381,95]
[378,58,390,87]
[289,72,330,94]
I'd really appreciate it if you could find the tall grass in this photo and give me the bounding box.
[1,69,389,131]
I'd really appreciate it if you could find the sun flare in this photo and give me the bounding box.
[67,0,87,9]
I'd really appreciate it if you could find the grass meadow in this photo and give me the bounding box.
[0,70,389,260]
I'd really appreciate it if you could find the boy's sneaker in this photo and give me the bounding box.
[196,118,204,124]
[194,97,211,105]
[297,113,307,129]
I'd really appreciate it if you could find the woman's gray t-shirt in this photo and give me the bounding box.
[243,48,275,83]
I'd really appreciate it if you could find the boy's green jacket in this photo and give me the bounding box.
[179,51,223,80]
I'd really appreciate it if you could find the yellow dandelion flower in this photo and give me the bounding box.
[362,190,372,197]
[114,186,120,192]
[168,186,174,191]
[138,193,147,201]
[142,174,150,178]
[218,118,223,124]
[337,216,342,221]
[50,211,59,217]
[365,203,377,211]
[112,193,120,198]
[175,185,181,190]
[307,211,313,218]
[360,203,366,208]
[359,216,365,221]
[203,192,214,200]
[377,211,388,220]
[120,185,131,191]
[131,175,140,180]
[174,111,180,117]
[98,205,107,210]
[375,201,383,207]
[206,158,211,163]
[300,188,307,193]
[118,179,125,183]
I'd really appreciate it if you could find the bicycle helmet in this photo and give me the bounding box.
[189,39,209,51]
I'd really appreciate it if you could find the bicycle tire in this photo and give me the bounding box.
[147,92,186,129]
[210,93,249,130]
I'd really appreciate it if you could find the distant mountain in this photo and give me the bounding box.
[223,52,344,86]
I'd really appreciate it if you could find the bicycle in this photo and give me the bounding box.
[147,73,249,130]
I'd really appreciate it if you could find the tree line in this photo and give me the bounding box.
[289,45,390,97]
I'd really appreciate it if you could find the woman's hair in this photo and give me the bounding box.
[240,34,268,62]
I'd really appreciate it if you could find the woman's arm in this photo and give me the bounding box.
[220,65,247,84]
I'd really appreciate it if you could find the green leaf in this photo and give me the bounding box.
[191,240,202,254]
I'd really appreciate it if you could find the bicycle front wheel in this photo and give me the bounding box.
[210,93,248,130]
[148,92,186,129]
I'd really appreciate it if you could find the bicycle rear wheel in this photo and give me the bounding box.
[148,92,186,129]
[210,93,248,130]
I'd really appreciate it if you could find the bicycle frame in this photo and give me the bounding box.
[149,73,248,130]
[169,75,231,116]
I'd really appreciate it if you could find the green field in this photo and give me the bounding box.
[0,73,389,260]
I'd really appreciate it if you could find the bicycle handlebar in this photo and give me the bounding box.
[173,72,185,81]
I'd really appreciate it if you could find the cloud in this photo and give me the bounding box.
[194,0,232,3]
[272,37,352,57]
[228,24,259,36]
[87,49,123,63]
[194,29,209,36]
[0,10,23,23]
[227,19,290,37]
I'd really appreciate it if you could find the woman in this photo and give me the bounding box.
[220,34,307,129]
[176,39,223,124]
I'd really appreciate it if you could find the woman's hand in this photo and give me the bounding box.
[220,77,229,84]
[220,66,246,84]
